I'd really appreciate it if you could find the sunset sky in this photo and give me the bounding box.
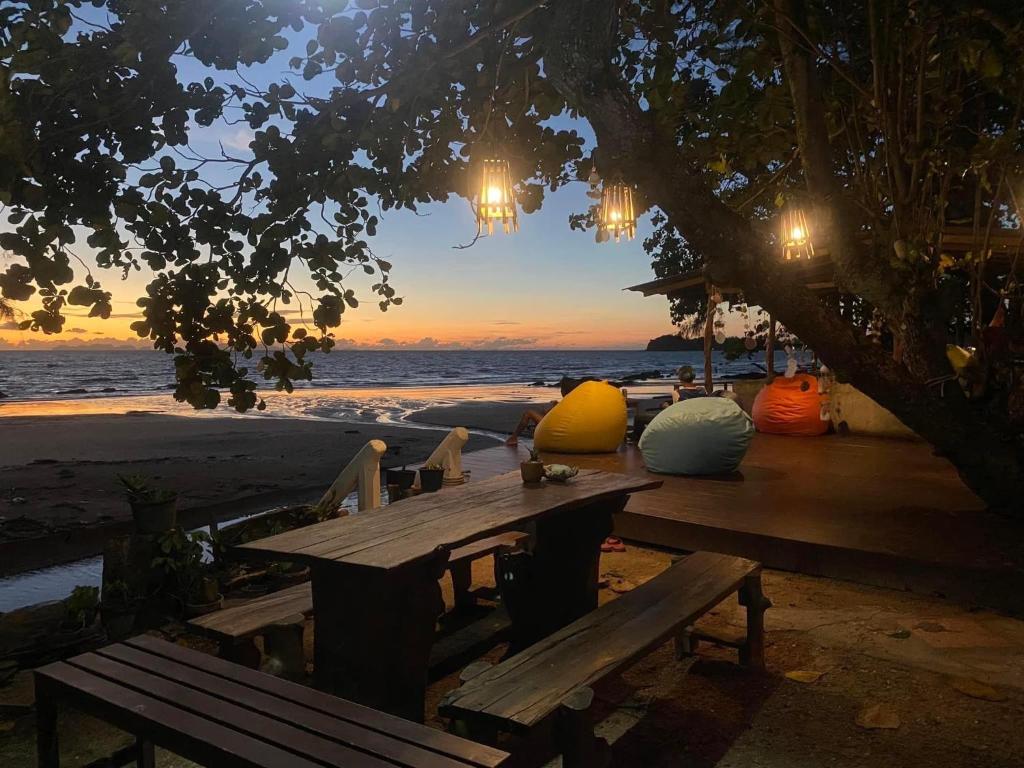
[0,13,700,353]
[0,186,684,350]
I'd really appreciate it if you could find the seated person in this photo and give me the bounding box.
[672,365,707,402]
[506,378,585,446]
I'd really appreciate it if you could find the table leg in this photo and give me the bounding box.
[310,554,446,722]
[34,675,58,768]
[502,496,622,647]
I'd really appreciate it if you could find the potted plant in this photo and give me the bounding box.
[118,474,178,534]
[520,447,545,484]
[385,466,417,491]
[100,579,141,640]
[61,585,100,633]
[152,528,222,616]
[418,462,446,493]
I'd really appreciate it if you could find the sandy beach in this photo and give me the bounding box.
[0,401,525,575]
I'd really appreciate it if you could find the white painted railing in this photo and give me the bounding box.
[424,427,469,484]
[316,439,387,514]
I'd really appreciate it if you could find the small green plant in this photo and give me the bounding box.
[63,585,100,630]
[102,579,140,607]
[118,474,176,504]
[526,447,541,463]
[152,528,213,604]
[423,461,445,471]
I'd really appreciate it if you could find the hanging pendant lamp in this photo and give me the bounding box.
[475,156,518,235]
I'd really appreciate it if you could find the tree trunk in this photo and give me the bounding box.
[539,0,1024,512]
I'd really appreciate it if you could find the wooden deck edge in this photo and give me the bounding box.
[613,510,1024,616]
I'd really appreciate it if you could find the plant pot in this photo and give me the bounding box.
[520,461,545,484]
[196,576,220,605]
[184,595,223,618]
[385,468,417,490]
[130,496,178,534]
[418,468,445,493]
[100,603,138,640]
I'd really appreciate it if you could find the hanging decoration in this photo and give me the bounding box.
[780,207,814,260]
[597,181,637,243]
[474,156,518,235]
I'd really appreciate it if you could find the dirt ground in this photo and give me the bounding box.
[2,545,1023,767]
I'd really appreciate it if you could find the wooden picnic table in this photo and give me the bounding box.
[235,468,661,722]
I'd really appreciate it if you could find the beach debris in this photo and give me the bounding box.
[949,677,1006,702]
[914,620,946,633]
[887,629,912,639]
[600,571,638,593]
[785,669,824,684]
[855,703,901,730]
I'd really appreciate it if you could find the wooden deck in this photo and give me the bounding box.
[461,435,1024,613]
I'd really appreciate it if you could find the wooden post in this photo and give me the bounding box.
[558,687,610,768]
[449,559,473,610]
[766,314,776,381]
[310,552,447,721]
[703,291,716,393]
[424,427,470,484]
[34,675,59,768]
[738,571,770,670]
[316,439,387,514]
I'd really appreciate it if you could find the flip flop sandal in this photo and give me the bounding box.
[601,536,627,553]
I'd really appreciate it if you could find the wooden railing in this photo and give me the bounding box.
[424,427,469,484]
[317,439,387,513]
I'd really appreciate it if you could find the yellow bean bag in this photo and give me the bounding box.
[534,381,627,454]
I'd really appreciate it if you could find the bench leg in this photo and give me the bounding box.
[35,677,58,768]
[135,739,155,768]
[674,624,699,660]
[738,572,770,670]
[558,687,610,768]
[263,616,306,681]
[449,560,474,611]
[220,638,261,670]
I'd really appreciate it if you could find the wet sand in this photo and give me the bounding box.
[0,410,501,575]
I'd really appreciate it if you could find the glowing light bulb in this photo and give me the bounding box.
[486,185,504,205]
[790,225,805,242]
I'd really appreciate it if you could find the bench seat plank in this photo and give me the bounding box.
[442,552,760,731]
[128,635,508,768]
[93,644,460,768]
[448,532,529,564]
[189,582,313,641]
[34,662,324,768]
[69,651,394,768]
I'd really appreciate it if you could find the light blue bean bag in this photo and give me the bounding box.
[639,398,753,475]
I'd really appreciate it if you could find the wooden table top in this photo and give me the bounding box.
[236,469,661,572]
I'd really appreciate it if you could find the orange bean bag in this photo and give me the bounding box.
[752,374,828,436]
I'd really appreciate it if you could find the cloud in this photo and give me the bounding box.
[1,320,21,331]
[0,336,152,350]
[490,321,521,326]
[366,336,536,350]
[66,327,88,334]
[223,128,255,151]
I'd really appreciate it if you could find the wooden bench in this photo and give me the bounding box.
[440,552,769,768]
[189,532,530,676]
[34,634,509,768]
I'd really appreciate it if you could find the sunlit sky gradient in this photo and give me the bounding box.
[1,187,685,350]
[0,9,730,352]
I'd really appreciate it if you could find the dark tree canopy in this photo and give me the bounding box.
[2,0,1023,509]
